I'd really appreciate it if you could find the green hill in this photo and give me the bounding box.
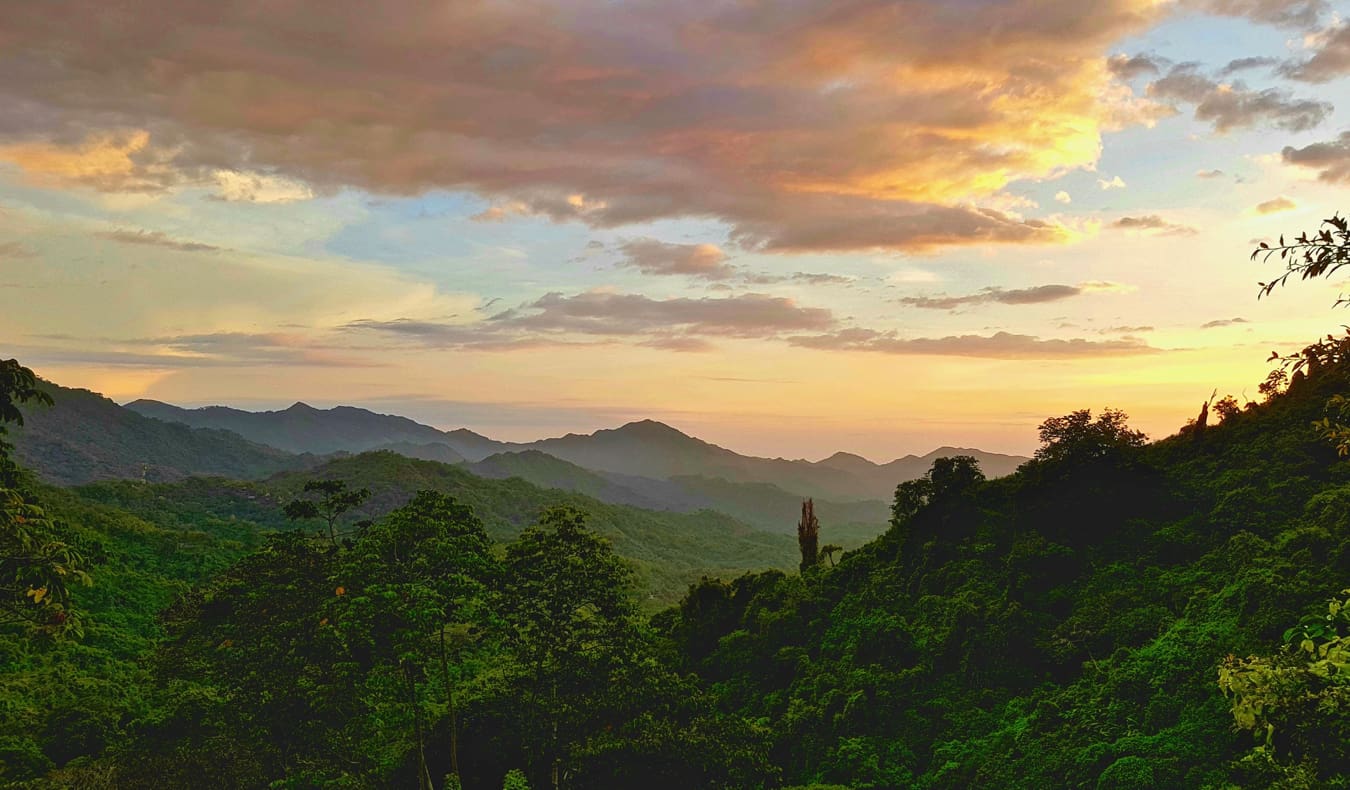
[13,382,309,485]
[266,451,799,605]
[655,357,1350,788]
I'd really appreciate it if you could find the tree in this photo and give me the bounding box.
[335,490,496,788]
[0,358,52,487]
[498,507,641,789]
[283,479,371,546]
[0,359,88,635]
[1033,408,1146,466]
[797,499,819,572]
[1219,589,1350,784]
[1253,214,1350,305]
[890,455,985,529]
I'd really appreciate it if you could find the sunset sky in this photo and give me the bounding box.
[3,0,1350,459]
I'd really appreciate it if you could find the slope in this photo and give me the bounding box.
[13,382,308,486]
[657,357,1350,788]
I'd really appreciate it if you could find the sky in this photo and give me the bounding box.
[3,0,1350,460]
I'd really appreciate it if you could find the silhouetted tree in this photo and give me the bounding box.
[284,479,371,546]
[797,499,819,572]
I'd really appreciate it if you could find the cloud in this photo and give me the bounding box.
[1192,0,1329,29]
[211,170,313,203]
[0,0,1173,252]
[1101,324,1155,333]
[1201,317,1249,328]
[1055,191,1072,204]
[1281,131,1350,183]
[897,282,1118,310]
[1098,176,1128,190]
[0,241,35,259]
[617,238,734,280]
[1280,22,1350,82]
[1195,168,1226,178]
[347,290,838,350]
[94,229,221,252]
[1110,215,1199,235]
[14,332,379,368]
[1108,53,1165,80]
[1146,64,1331,132]
[1255,196,1296,214]
[1219,56,1279,76]
[790,272,854,286]
[787,329,1159,358]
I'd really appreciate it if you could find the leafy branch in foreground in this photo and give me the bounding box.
[1252,214,1350,305]
[0,358,89,636]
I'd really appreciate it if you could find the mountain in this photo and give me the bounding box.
[524,419,1026,500]
[370,441,466,464]
[128,399,1028,501]
[263,451,798,604]
[466,450,890,542]
[123,399,495,457]
[13,382,310,486]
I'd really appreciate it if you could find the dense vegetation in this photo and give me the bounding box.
[4,216,1350,788]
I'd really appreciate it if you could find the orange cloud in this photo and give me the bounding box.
[0,0,1173,251]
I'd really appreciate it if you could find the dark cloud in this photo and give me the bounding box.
[1110,215,1199,235]
[790,272,854,286]
[1195,169,1226,178]
[94,229,221,252]
[1193,0,1328,29]
[1201,317,1249,328]
[1220,56,1280,75]
[347,290,838,351]
[898,284,1087,310]
[1108,54,1165,80]
[617,239,734,280]
[0,0,1171,252]
[1147,64,1331,132]
[1280,23,1350,83]
[787,329,1159,359]
[1281,131,1350,183]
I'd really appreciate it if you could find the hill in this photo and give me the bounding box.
[264,451,799,604]
[654,356,1350,788]
[127,398,1027,500]
[13,382,309,485]
[125,399,487,457]
[466,450,889,541]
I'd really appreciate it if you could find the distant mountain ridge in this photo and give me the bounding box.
[15,383,313,485]
[125,400,1028,501]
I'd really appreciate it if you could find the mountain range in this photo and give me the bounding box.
[11,381,1026,544]
[125,399,1027,502]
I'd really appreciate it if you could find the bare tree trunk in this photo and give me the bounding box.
[407,663,434,790]
[440,626,460,780]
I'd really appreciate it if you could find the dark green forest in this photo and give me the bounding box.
[4,219,1350,788]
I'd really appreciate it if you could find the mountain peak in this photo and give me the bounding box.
[613,419,689,440]
[285,401,318,413]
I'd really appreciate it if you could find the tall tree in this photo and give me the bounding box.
[283,479,371,546]
[499,507,640,789]
[335,490,496,788]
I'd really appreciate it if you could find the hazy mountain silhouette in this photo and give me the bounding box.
[125,401,1027,501]
[16,383,310,485]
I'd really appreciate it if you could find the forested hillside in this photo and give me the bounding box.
[8,325,1350,788]
[12,383,310,485]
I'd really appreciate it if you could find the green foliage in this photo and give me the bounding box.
[1253,213,1350,305]
[283,478,372,546]
[1219,589,1350,785]
[501,768,530,790]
